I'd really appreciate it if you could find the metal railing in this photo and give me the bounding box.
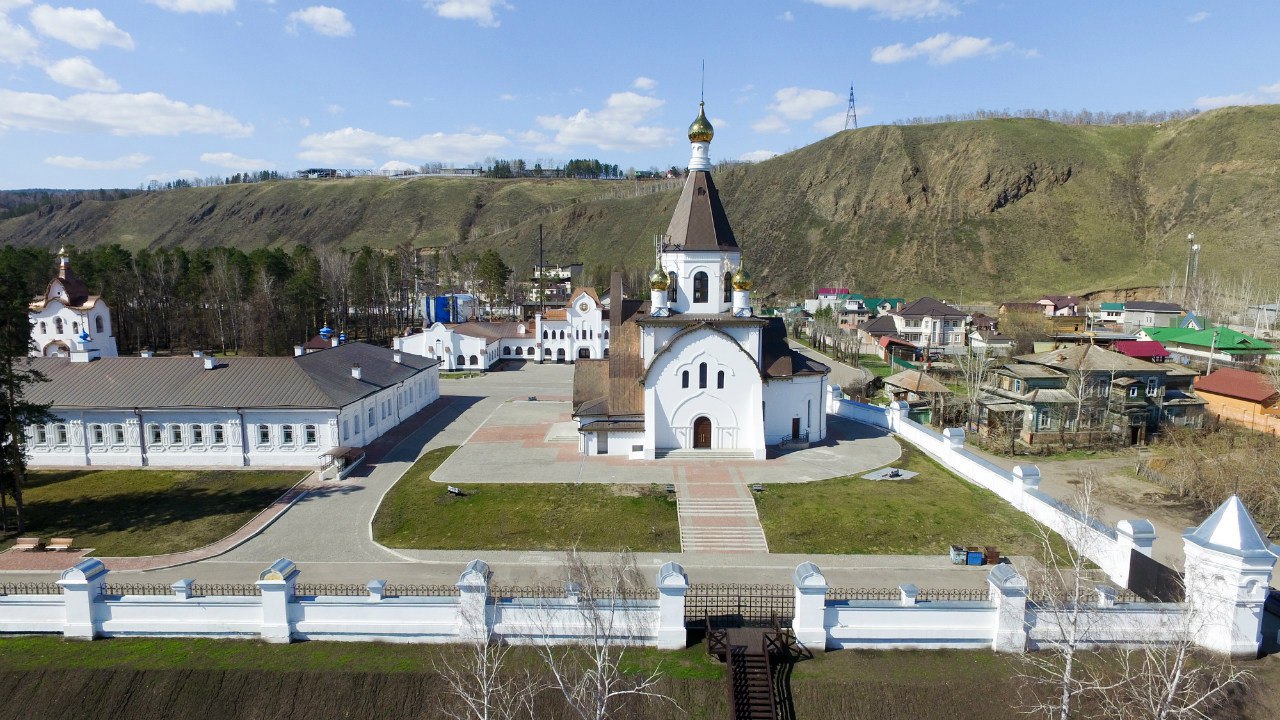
[295,583,369,597]
[0,582,62,595]
[385,584,456,598]
[190,583,260,597]
[100,583,173,597]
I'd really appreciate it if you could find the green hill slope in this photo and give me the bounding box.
[4,105,1279,299]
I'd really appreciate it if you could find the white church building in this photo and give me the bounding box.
[28,250,119,359]
[22,256,441,469]
[572,102,830,460]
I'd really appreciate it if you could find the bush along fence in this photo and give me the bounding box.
[1,542,1275,656]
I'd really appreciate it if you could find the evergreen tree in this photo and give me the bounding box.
[0,281,52,534]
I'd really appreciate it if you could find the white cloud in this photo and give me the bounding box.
[632,76,656,90]
[498,92,517,101]
[29,5,134,50]
[0,11,40,65]
[871,33,1016,65]
[326,103,343,114]
[1187,11,1209,23]
[0,89,253,136]
[803,0,958,20]
[45,56,118,91]
[739,150,778,163]
[751,115,789,134]
[389,98,412,108]
[814,112,849,134]
[535,91,670,152]
[287,6,353,37]
[426,0,510,27]
[297,127,510,166]
[45,152,150,169]
[200,151,273,168]
[778,10,793,21]
[769,87,843,119]
[146,0,235,12]
[1193,80,1280,110]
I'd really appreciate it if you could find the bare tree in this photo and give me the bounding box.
[434,600,541,720]
[534,549,678,720]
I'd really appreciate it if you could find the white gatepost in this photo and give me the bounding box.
[656,561,689,650]
[888,400,910,432]
[942,427,965,450]
[792,562,828,651]
[256,558,298,644]
[1011,464,1040,509]
[1112,519,1157,589]
[987,564,1028,653]
[57,557,107,640]
[455,559,492,641]
[1182,496,1279,656]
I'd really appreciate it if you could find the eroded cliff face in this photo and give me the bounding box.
[4,105,1279,300]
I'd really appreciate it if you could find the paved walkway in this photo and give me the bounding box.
[676,465,768,553]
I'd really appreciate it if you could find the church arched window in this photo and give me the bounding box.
[667,272,677,303]
[693,272,708,303]
[724,272,732,303]
[54,318,64,334]
[39,322,46,335]
[717,371,725,389]
[699,363,708,389]
[603,329,609,339]
[456,355,465,367]
[469,355,479,366]
[682,370,689,389]
[95,315,104,334]
[542,329,548,339]
[72,322,78,334]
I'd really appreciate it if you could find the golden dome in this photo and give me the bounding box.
[731,267,753,291]
[688,102,714,143]
[649,266,671,291]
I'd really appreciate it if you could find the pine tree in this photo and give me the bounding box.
[0,281,53,534]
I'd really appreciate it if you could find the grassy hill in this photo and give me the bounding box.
[4,105,1279,299]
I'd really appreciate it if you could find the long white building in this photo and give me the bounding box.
[572,102,830,460]
[23,342,440,469]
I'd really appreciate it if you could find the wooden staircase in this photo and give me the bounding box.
[707,619,798,720]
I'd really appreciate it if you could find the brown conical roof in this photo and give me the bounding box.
[663,170,738,252]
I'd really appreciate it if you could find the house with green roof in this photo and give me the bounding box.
[1098,302,1125,325]
[1139,325,1275,368]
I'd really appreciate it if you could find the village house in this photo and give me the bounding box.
[1140,325,1275,369]
[1194,368,1280,436]
[1097,301,1125,325]
[1122,301,1184,332]
[886,297,968,353]
[978,344,1204,447]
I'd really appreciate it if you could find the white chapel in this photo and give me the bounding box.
[572,102,830,459]
[28,249,119,359]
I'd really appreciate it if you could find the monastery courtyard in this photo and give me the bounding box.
[0,359,1195,589]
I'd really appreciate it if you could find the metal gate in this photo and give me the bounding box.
[685,583,793,628]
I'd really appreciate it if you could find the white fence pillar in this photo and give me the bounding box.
[942,427,965,450]
[1112,519,1156,588]
[256,558,298,643]
[656,561,689,650]
[56,558,107,640]
[455,559,492,641]
[888,400,910,432]
[792,562,828,650]
[987,564,1028,653]
[1010,464,1040,509]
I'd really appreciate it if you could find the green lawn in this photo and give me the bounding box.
[755,442,1054,556]
[1,468,304,556]
[373,446,679,552]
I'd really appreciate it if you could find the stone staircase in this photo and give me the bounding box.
[677,498,769,553]
[655,448,757,461]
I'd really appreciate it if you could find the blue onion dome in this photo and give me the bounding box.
[338,331,347,343]
[319,324,333,339]
[649,266,670,291]
[731,266,753,291]
[688,102,714,143]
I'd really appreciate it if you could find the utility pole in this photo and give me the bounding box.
[537,224,545,316]
[1182,232,1195,304]
[844,83,858,131]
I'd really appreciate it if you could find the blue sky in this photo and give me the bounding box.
[1,0,1277,189]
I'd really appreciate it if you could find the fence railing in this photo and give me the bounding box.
[190,583,260,597]
[101,583,173,597]
[0,582,62,595]
[827,587,899,602]
[385,584,456,598]
[827,587,991,603]
[295,583,369,597]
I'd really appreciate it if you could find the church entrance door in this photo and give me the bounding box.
[791,417,801,440]
[693,417,712,449]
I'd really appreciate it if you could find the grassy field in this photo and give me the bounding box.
[755,442,1055,556]
[0,637,1273,720]
[0,468,303,556]
[372,446,679,552]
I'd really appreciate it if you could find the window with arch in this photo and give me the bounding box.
[112,424,125,445]
[667,271,677,303]
[469,355,479,366]
[55,424,68,444]
[304,424,317,444]
[54,318,64,334]
[192,424,204,444]
[559,329,565,340]
[723,272,732,303]
[603,329,609,339]
[34,425,47,444]
[503,346,511,355]
[169,424,183,444]
[91,424,105,445]
[95,315,104,334]
[148,424,162,445]
[693,272,708,303]
[717,370,725,389]
[682,370,689,389]
[281,424,295,445]
[542,329,548,339]
[456,355,465,367]
[515,346,523,356]
[257,424,270,445]
[72,321,78,334]
[699,363,708,388]
[39,321,46,334]
[212,424,225,445]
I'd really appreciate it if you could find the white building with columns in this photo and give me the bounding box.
[22,342,440,469]
[28,250,118,359]
[572,102,829,459]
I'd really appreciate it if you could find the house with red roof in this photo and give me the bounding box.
[1112,339,1170,363]
[1194,368,1280,436]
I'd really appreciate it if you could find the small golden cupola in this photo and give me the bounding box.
[688,102,714,143]
[731,266,753,291]
[649,265,670,291]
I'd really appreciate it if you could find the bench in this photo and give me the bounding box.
[14,537,41,551]
[46,538,74,551]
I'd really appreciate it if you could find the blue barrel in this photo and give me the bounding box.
[966,550,985,566]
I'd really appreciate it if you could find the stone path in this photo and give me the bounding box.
[676,465,769,553]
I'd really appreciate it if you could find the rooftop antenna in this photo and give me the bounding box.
[844,83,858,130]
